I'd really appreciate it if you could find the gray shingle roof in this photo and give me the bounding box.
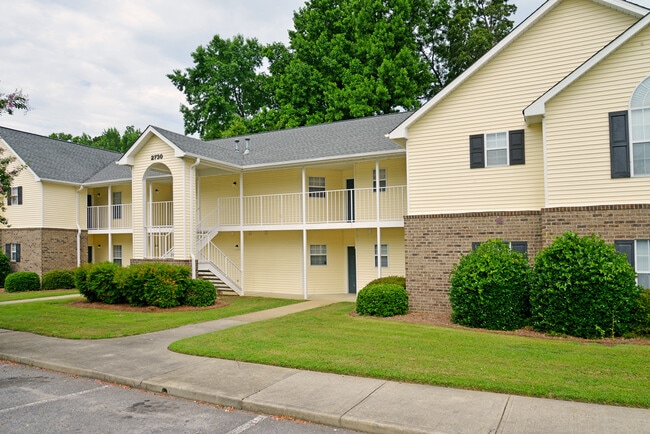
[0,126,128,184]
[154,111,412,167]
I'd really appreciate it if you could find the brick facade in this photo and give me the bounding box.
[0,228,87,276]
[405,205,650,314]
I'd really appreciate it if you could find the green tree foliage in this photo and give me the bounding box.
[49,126,141,153]
[531,232,642,338]
[449,239,531,330]
[168,34,272,139]
[0,87,28,115]
[168,0,516,139]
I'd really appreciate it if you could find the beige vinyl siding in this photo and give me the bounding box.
[4,162,42,228]
[131,137,185,259]
[42,183,78,229]
[306,230,348,294]
[545,26,650,206]
[355,228,405,288]
[242,230,303,295]
[406,0,637,215]
[112,233,133,265]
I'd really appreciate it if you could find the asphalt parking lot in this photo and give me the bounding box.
[0,361,357,433]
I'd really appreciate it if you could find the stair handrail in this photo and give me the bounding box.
[199,241,241,287]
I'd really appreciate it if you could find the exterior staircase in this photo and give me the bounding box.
[197,269,238,295]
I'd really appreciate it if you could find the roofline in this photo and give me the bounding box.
[238,149,406,171]
[388,0,649,140]
[118,126,186,166]
[524,11,650,121]
[0,138,40,182]
[80,178,133,187]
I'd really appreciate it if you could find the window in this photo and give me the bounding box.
[615,239,650,288]
[113,245,123,266]
[5,243,20,262]
[8,186,22,206]
[374,244,388,267]
[469,130,525,168]
[308,176,325,198]
[372,169,386,192]
[610,76,650,178]
[472,241,528,256]
[112,191,122,220]
[310,244,327,265]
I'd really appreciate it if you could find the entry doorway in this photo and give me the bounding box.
[347,246,357,294]
[346,179,355,222]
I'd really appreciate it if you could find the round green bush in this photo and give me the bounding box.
[120,263,190,308]
[74,264,96,301]
[356,283,408,317]
[4,272,40,292]
[183,279,216,307]
[0,252,10,287]
[365,275,405,289]
[87,262,124,304]
[42,269,75,290]
[531,232,642,338]
[449,239,532,330]
[633,289,650,336]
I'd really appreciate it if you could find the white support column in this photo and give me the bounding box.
[239,172,245,293]
[302,167,308,300]
[108,186,113,263]
[375,160,382,278]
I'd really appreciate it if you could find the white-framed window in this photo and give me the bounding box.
[615,239,650,288]
[5,243,20,262]
[310,244,327,265]
[485,132,508,167]
[113,245,123,266]
[372,168,386,192]
[374,244,388,268]
[631,76,650,176]
[112,191,122,220]
[472,240,528,256]
[8,186,22,205]
[308,176,326,198]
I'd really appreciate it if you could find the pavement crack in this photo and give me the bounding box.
[494,395,511,434]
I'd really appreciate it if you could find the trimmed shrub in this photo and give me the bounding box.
[0,252,10,287]
[634,289,650,336]
[87,262,124,304]
[42,269,75,290]
[531,232,642,338]
[74,264,96,301]
[449,239,532,330]
[4,272,40,292]
[356,283,408,317]
[120,263,190,308]
[365,275,406,289]
[183,279,217,307]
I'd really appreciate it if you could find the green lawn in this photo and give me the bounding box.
[169,302,650,408]
[0,289,80,302]
[0,296,302,339]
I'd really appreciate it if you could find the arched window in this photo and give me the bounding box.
[631,76,650,175]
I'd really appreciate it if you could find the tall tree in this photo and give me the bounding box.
[168,35,272,139]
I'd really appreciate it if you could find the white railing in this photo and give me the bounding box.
[146,231,173,259]
[199,241,241,286]
[86,204,133,230]
[206,186,406,227]
[147,201,173,227]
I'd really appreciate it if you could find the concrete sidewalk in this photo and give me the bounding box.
[0,296,649,433]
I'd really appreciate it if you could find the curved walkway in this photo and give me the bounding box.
[0,295,649,433]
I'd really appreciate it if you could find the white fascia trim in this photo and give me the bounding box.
[80,179,132,187]
[239,149,406,171]
[388,0,562,141]
[524,12,650,120]
[118,126,186,166]
[181,153,242,172]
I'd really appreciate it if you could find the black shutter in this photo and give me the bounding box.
[614,240,635,267]
[15,244,20,262]
[509,130,525,165]
[17,186,22,205]
[4,244,9,258]
[609,111,630,178]
[469,134,485,168]
[510,241,528,256]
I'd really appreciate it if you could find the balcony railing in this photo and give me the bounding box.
[86,204,133,230]
[146,201,174,227]
[199,185,406,228]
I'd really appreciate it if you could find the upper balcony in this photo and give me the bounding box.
[200,185,407,230]
[86,204,133,233]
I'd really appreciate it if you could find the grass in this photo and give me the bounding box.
[169,302,650,408]
[0,296,302,339]
[0,289,80,302]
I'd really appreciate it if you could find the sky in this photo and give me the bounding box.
[1,0,648,138]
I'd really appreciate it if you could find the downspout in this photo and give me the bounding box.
[189,158,201,279]
[76,185,84,267]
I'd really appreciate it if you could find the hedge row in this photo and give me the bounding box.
[75,262,216,308]
[450,233,647,338]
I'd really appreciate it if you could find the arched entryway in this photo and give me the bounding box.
[143,164,174,258]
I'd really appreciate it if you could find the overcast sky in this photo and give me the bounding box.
[1,0,648,138]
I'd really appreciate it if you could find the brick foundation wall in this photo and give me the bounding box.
[406,204,650,314]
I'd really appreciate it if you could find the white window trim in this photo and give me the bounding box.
[374,244,388,268]
[310,244,327,266]
[485,131,509,167]
[372,168,387,192]
[635,239,650,288]
[308,176,326,198]
[629,76,650,177]
[9,187,19,205]
[113,245,123,266]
